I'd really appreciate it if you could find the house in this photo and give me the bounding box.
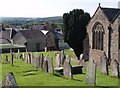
[13,29,46,52]
[0,28,17,44]
[86,4,120,67]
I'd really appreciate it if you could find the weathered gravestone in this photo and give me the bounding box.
[86,59,96,85]
[60,50,66,66]
[2,72,18,87]
[43,55,49,72]
[25,52,28,63]
[30,52,33,64]
[0,54,2,62]
[66,55,71,63]
[16,49,20,59]
[20,53,25,61]
[47,56,54,74]
[10,49,14,66]
[63,60,73,79]
[38,53,44,70]
[27,53,31,64]
[111,59,119,78]
[4,53,8,64]
[33,52,39,68]
[55,53,60,68]
[100,52,108,75]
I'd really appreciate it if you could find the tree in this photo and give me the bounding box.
[63,9,91,59]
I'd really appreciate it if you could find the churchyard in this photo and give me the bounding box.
[0,50,119,87]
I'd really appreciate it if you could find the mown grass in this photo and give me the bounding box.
[1,51,119,87]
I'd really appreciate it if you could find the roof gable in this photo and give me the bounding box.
[19,29,45,39]
[101,7,120,22]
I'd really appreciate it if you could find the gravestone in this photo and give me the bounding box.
[47,56,54,74]
[43,55,49,72]
[25,52,28,63]
[33,52,39,68]
[38,53,44,70]
[55,53,60,68]
[10,49,14,66]
[4,53,8,64]
[86,59,96,85]
[30,52,33,64]
[0,54,2,62]
[111,59,119,78]
[17,49,20,59]
[27,53,31,64]
[2,72,18,87]
[20,53,25,61]
[66,55,71,63]
[63,60,73,79]
[100,52,108,75]
[60,50,66,66]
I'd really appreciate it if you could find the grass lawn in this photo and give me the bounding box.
[0,51,119,87]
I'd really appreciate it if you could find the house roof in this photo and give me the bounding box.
[101,7,120,22]
[0,28,17,39]
[19,29,45,39]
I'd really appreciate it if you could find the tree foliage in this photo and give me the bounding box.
[63,9,91,59]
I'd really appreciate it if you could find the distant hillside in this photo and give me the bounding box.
[2,16,63,28]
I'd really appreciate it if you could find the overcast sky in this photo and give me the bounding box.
[0,0,119,17]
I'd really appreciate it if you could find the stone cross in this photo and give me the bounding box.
[111,59,119,78]
[100,52,108,75]
[2,72,18,87]
[63,60,73,79]
[47,56,54,74]
[55,53,60,68]
[60,50,66,66]
[86,59,96,85]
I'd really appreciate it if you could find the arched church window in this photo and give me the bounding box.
[92,22,104,50]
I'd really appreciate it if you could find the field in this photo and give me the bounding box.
[0,51,119,87]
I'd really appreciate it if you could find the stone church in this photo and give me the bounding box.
[86,4,120,67]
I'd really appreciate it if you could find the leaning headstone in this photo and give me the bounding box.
[60,50,66,66]
[43,55,49,72]
[100,52,108,75]
[111,59,119,78]
[25,52,28,63]
[2,72,18,87]
[55,53,60,68]
[47,56,54,74]
[4,53,8,64]
[10,49,14,66]
[38,53,44,70]
[86,59,96,85]
[63,60,73,79]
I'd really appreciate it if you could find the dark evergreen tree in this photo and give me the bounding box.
[63,9,91,59]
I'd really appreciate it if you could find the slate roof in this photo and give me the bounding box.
[101,7,120,22]
[19,29,45,39]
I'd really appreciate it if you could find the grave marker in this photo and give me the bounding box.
[86,59,96,85]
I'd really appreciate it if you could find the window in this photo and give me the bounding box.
[92,22,104,50]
